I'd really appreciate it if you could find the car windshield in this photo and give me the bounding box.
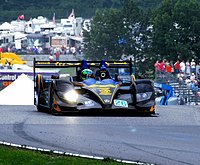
[89,67,132,78]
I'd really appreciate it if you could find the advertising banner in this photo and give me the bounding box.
[0,71,59,90]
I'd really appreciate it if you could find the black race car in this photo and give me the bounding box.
[33,58,155,115]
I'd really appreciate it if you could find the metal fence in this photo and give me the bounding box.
[154,72,200,105]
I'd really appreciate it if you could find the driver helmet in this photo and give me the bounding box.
[80,69,93,80]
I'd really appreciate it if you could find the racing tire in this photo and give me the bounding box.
[136,107,155,115]
[50,101,62,116]
[50,102,61,116]
[37,97,43,112]
[37,104,43,112]
[36,74,44,95]
[35,74,45,112]
[35,92,43,112]
[49,87,61,116]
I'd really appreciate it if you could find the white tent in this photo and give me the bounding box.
[0,74,34,105]
[0,22,14,31]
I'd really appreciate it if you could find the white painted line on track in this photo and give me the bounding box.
[0,141,154,165]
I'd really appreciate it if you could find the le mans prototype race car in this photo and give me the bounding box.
[33,58,155,115]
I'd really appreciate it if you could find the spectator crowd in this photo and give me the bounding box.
[0,44,82,57]
[154,59,200,96]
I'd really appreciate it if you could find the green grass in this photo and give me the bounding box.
[39,68,76,75]
[59,68,76,75]
[0,145,131,165]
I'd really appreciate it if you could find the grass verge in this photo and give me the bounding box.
[0,145,132,165]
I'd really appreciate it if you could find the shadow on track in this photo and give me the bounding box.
[35,105,159,117]
[36,109,159,117]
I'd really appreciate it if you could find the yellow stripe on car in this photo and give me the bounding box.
[88,84,116,88]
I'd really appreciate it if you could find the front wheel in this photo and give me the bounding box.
[137,106,155,115]
[50,101,62,115]
[49,91,61,115]
[35,93,43,112]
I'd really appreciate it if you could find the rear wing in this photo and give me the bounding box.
[33,58,133,69]
[33,58,133,82]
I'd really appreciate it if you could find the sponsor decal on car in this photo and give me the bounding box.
[104,99,110,103]
[84,100,94,106]
[114,99,128,107]
[98,87,111,95]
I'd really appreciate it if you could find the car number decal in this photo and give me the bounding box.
[98,87,111,95]
[114,100,128,107]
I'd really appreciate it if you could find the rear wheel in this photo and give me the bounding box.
[36,74,44,95]
[36,74,44,112]
[37,102,43,112]
[35,91,43,112]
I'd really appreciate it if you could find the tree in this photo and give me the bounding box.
[83,8,126,60]
[83,0,157,78]
[151,0,200,61]
[83,0,142,61]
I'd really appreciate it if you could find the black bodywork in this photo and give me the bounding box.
[33,59,155,115]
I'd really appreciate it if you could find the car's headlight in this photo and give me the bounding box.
[64,90,78,102]
[136,92,152,102]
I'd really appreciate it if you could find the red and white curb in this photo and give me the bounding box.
[0,141,153,165]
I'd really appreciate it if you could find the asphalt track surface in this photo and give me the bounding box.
[0,105,200,165]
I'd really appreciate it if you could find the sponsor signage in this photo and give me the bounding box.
[0,71,59,90]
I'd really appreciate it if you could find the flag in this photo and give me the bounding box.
[68,9,75,20]
[118,38,126,44]
[17,15,24,21]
